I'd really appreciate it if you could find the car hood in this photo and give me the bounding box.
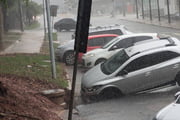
[156,103,180,120]
[81,64,108,88]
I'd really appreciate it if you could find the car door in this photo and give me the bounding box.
[148,51,180,86]
[115,55,156,93]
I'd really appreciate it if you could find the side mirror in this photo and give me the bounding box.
[174,91,180,100]
[110,45,118,51]
[118,70,128,76]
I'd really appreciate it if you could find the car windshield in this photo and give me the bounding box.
[176,96,180,104]
[101,37,119,49]
[101,49,129,75]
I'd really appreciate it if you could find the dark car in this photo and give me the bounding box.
[54,18,76,31]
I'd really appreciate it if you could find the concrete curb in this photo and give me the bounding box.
[119,18,180,30]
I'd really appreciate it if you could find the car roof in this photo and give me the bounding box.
[116,33,158,39]
[88,34,119,39]
[125,38,177,57]
[89,24,125,32]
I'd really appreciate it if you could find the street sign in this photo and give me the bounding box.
[50,5,58,17]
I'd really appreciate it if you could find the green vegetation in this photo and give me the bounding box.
[45,32,58,41]
[0,54,67,88]
[24,21,40,30]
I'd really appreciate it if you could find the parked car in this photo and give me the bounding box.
[153,91,180,120]
[71,24,132,39]
[81,37,180,100]
[54,18,76,31]
[55,34,119,65]
[82,33,159,68]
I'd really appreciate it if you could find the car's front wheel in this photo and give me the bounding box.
[99,87,123,100]
[64,51,75,65]
[95,58,106,65]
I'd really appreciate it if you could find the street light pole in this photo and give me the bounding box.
[45,0,57,79]
[157,0,161,21]
[149,0,152,21]
[141,0,144,19]
[135,0,139,19]
[167,0,171,23]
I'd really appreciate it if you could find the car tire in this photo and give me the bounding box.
[175,72,180,86]
[99,87,122,100]
[64,51,75,65]
[95,58,106,65]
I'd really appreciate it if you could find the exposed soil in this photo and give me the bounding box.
[0,74,65,120]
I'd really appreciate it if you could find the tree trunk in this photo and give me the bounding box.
[0,82,7,97]
[0,4,4,41]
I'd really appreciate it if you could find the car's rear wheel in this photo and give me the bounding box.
[95,58,106,65]
[175,72,180,86]
[99,87,123,100]
[64,51,75,65]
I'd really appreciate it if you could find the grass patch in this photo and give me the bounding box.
[25,21,40,30]
[0,54,67,88]
[45,32,57,41]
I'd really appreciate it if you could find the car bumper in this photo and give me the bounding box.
[82,57,95,68]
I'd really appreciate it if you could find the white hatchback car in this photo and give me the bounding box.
[82,33,159,68]
[153,92,180,120]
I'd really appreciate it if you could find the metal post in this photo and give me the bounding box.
[42,0,47,39]
[157,0,161,21]
[149,0,152,21]
[45,0,57,79]
[18,0,24,32]
[167,0,171,23]
[135,0,139,19]
[179,0,180,18]
[123,0,126,17]
[142,0,144,19]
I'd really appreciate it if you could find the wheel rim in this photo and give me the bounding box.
[65,52,74,65]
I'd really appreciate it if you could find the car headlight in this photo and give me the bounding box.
[84,53,95,58]
[87,85,102,92]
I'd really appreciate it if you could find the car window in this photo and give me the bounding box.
[123,51,180,73]
[101,49,130,75]
[134,36,153,42]
[88,37,105,46]
[113,37,133,49]
[89,29,123,36]
[104,36,117,43]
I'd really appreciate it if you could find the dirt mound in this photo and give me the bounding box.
[0,75,63,120]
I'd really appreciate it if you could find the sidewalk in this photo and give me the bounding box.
[0,30,44,54]
[118,14,180,30]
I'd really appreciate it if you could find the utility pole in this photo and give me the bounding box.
[45,0,57,79]
[141,0,144,19]
[18,0,24,32]
[149,0,152,21]
[43,0,47,39]
[167,0,171,23]
[135,0,139,19]
[157,0,161,21]
[123,0,126,17]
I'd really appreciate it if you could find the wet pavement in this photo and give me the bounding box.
[0,30,44,54]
